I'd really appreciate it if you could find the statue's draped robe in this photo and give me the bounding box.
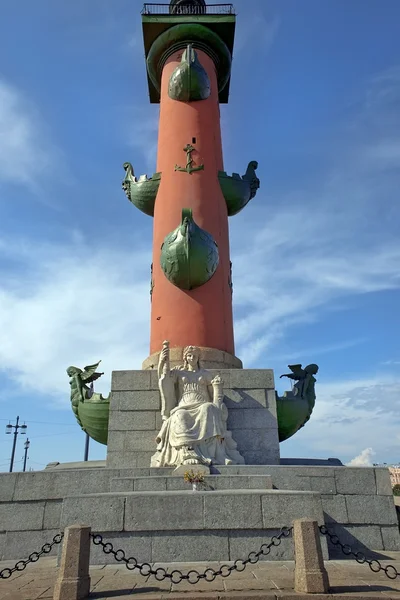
[151,367,244,467]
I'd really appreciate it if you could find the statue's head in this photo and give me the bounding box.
[183,345,201,369]
[66,366,81,377]
[305,364,319,375]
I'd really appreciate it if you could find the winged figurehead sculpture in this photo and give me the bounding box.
[276,363,319,442]
[67,361,110,445]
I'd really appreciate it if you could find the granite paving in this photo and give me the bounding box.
[1,553,400,599]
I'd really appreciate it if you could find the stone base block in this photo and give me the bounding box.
[107,368,280,469]
[0,464,398,562]
[58,489,326,563]
[59,489,325,563]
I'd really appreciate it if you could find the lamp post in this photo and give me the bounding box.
[23,438,30,472]
[84,433,90,462]
[5,416,27,472]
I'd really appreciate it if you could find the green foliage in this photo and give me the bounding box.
[393,484,400,496]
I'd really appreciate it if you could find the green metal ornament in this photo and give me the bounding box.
[218,161,260,216]
[122,162,161,217]
[175,144,204,175]
[160,208,219,290]
[67,361,110,446]
[169,44,211,102]
[276,364,319,442]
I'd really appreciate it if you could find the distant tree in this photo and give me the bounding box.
[393,484,400,496]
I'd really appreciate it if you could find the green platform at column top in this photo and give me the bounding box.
[141,3,236,103]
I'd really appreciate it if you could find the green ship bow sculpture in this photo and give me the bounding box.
[168,44,211,102]
[218,160,260,216]
[160,208,219,290]
[122,162,161,217]
[276,363,319,442]
[67,361,110,445]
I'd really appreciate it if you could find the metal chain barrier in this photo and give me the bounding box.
[91,526,293,584]
[319,525,399,581]
[0,533,64,580]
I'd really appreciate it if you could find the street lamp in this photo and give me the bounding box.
[23,438,30,472]
[5,416,27,472]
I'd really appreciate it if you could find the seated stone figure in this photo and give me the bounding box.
[151,343,245,468]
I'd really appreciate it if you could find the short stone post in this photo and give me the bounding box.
[53,524,91,600]
[293,518,329,594]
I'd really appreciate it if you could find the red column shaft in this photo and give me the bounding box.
[150,49,234,356]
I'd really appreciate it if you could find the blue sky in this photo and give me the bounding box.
[0,0,399,471]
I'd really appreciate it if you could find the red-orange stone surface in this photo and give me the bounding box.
[150,49,234,356]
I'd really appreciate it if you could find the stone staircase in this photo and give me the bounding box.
[1,463,397,564]
[59,466,326,564]
[110,473,273,492]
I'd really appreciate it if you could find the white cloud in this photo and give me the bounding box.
[0,79,57,191]
[0,235,151,405]
[272,338,368,364]
[231,66,400,364]
[125,105,159,173]
[282,375,400,463]
[347,448,376,467]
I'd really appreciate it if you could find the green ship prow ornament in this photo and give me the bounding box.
[276,363,319,442]
[160,208,219,290]
[67,361,110,445]
[168,44,211,102]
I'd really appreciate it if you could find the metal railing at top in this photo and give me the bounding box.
[142,3,235,16]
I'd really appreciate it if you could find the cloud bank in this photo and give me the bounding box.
[347,448,376,467]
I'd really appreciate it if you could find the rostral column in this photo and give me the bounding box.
[122,0,260,370]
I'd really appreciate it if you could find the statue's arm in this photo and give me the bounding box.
[159,368,178,421]
[211,374,224,409]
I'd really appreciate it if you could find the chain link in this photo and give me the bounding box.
[319,525,400,580]
[91,527,292,583]
[0,533,64,580]
[3,524,398,584]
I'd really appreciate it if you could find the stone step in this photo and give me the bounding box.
[110,474,273,493]
[60,489,326,564]
[117,465,276,478]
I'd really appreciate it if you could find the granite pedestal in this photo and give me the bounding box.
[107,369,280,468]
[0,369,398,564]
[0,463,398,563]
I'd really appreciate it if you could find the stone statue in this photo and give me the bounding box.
[151,342,245,468]
[280,364,319,409]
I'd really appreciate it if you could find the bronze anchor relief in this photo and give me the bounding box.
[175,144,204,175]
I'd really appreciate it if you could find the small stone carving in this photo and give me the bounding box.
[151,342,245,468]
[168,44,211,102]
[160,208,219,290]
[67,361,110,445]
